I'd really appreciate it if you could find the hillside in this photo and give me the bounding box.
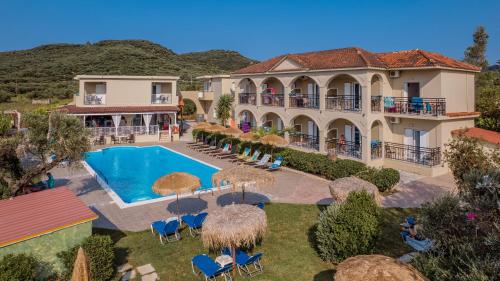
[0,40,256,100]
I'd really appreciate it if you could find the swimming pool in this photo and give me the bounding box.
[84,146,220,208]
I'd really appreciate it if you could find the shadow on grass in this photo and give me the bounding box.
[93,228,129,266]
[313,269,335,281]
[307,223,320,256]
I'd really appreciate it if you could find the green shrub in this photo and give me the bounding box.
[58,235,115,281]
[0,254,38,281]
[316,191,381,263]
[0,92,11,103]
[182,98,196,116]
[357,167,400,192]
[0,114,11,136]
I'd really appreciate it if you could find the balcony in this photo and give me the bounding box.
[84,94,105,105]
[289,132,319,150]
[326,139,362,159]
[87,125,159,137]
[151,94,172,104]
[384,97,446,116]
[325,95,361,112]
[371,96,382,112]
[371,140,382,159]
[239,93,257,105]
[384,142,441,166]
[289,95,320,109]
[198,91,214,101]
[261,94,284,107]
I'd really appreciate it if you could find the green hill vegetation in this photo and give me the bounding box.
[0,40,256,103]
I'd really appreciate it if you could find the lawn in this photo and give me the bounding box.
[96,203,417,281]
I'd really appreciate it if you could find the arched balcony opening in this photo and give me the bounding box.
[289,115,320,151]
[325,118,362,159]
[238,78,257,105]
[325,74,362,112]
[238,110,257,132]
[289,76,320,109]
[261,112,285,134]
[260,77,285,107]
[370,120,383,159]
[370,74,383,112]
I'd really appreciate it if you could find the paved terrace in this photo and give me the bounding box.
[52,142,457,231]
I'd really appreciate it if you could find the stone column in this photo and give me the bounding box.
[319,129,326,154]
[284,86,291,108]
[319,86,327,111]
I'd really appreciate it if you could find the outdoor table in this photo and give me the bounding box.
[215,255,233,267]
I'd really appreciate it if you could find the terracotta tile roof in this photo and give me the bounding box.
[452,127,500,145]
[0,188,97,247]
[233,47,480,74]
[60,105,179,114]
[446,111,481,117]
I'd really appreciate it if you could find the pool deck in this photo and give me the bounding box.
[54,141,457,231]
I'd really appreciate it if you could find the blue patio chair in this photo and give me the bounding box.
[411,97,424,113]
[401,232,434,252]
[221,248,264,277]
[256,202,265,209]
[252,154,271,168]
[267,156,284,171]
[182,212,208,237]
[150,219,180,244]
[191,254,233,281]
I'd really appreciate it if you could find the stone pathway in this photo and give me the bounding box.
[52,141,457,231]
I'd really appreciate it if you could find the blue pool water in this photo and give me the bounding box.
[85,146,219,204]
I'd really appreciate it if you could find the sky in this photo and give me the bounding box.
[1,0,499,63]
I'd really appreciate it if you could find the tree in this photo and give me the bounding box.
[475,71,500,132]
[464,26,489,69]
[182,98,197,116]
[0,111,90,195]
[0,114,11,136]
[215,94,234,126]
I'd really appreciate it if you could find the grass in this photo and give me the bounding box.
[96,203,417,281]
[0,95,71,112]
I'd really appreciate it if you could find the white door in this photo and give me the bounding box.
[308,83,314,98]
[308,121,314,136]
[419,130,428,148]
[344,83,352,109]
[345,125,353,142]
[277,119,283,131]
[403,83,408,98]
[404,128,414,160]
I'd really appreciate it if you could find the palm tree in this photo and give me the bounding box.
[215,94,234,126]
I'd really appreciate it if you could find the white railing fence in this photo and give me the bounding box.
[88,125,159,136]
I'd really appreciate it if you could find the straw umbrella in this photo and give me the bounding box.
[70,247,91,281]
[260,134,288,160]
[206,124,227,144]
[152,172,201,216]
[239,132,259,143]
[212,164,275,202]
[334,255,429,281]
[193,122,211,142]
[223,127,243,148]
[202,204,267,276]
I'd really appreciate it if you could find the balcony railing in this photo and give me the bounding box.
[384,97,446,116]
[326,139,362,159]
[84,95,105,105]
[371,140,382,159]
[151,94,172,104]
[289,95,320,109]
[384,142,441,166]
[87,125,159,137]
[289,132,319,150]
[261,94,284,107]
[371,96,382,112]
[325,95,361,112]
[239,93,257,105]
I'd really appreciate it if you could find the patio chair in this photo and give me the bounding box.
[150,219,181,244]
[228,147,251,162]
[384,96,396,112]
[191,254,233,281]
[221,248,263,277]
[181,212,208,237]
[251,154,271,168]
[255,202,265,209]
[110,135,120,144]
[126,134,135,143]
[410,97,424,113]
[93,135,106,145]
[267,156,284,171]
[208,143,230,156]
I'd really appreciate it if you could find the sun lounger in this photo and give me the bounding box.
[196,144,217,152]
[181,212,208,237]
[216,146,238,159]
[221,248,263,277]
[252,154,271,168]
[208,143,230,156]
[239,150,261,164]
[228,147,251,162]
[267,156,284,171]
[401,232,434,252]
[150,219,181,244]
[191,254,233,281]
[255,202,265,209]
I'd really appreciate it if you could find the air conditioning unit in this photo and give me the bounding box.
[389,70,401,78]
[389,117,400,124]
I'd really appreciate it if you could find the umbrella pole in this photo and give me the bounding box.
[242,185,245,203]
[232,245,236,276]
[176,194,180,218]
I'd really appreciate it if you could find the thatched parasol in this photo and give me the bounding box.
[329,176,382,206]
[206,124,226,133]
[334,255,429,281]
[239,132,259,143]
[212,164,275,202]
[70,247,90,281]
[260,134,288,160]
[202,204,267,275]
[193,122,211,130]
[223,127,243,138]
[152,172,201,216]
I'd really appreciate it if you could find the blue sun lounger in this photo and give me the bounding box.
[222,248,263,277]
[251,154,271,168]
[150,219,180,244]
[267,156,284,171]
[191,254,233,281]
[181,212,208,237]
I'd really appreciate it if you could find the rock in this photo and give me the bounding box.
[136,264,155,276]
[142,272,159,281]
[334,254,428,281]
[329,176,382,206]
[117,263,133,273]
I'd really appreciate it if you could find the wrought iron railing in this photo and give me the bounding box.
[384,142,441,166]
[325,139,362,159]
[151,94,172,104]
[261,94,284,107]
[325,95,361,111]
[88,125,159,137]
[289,95,320,109]
[289,133,319,150]
[84,95,105,105]
[239,93,257,105]
[384,97,446,116]
[371,141,382,159]
[371,96,382,112]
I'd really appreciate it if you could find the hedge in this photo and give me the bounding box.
[0,254,38,281]
[356,167,400,192]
